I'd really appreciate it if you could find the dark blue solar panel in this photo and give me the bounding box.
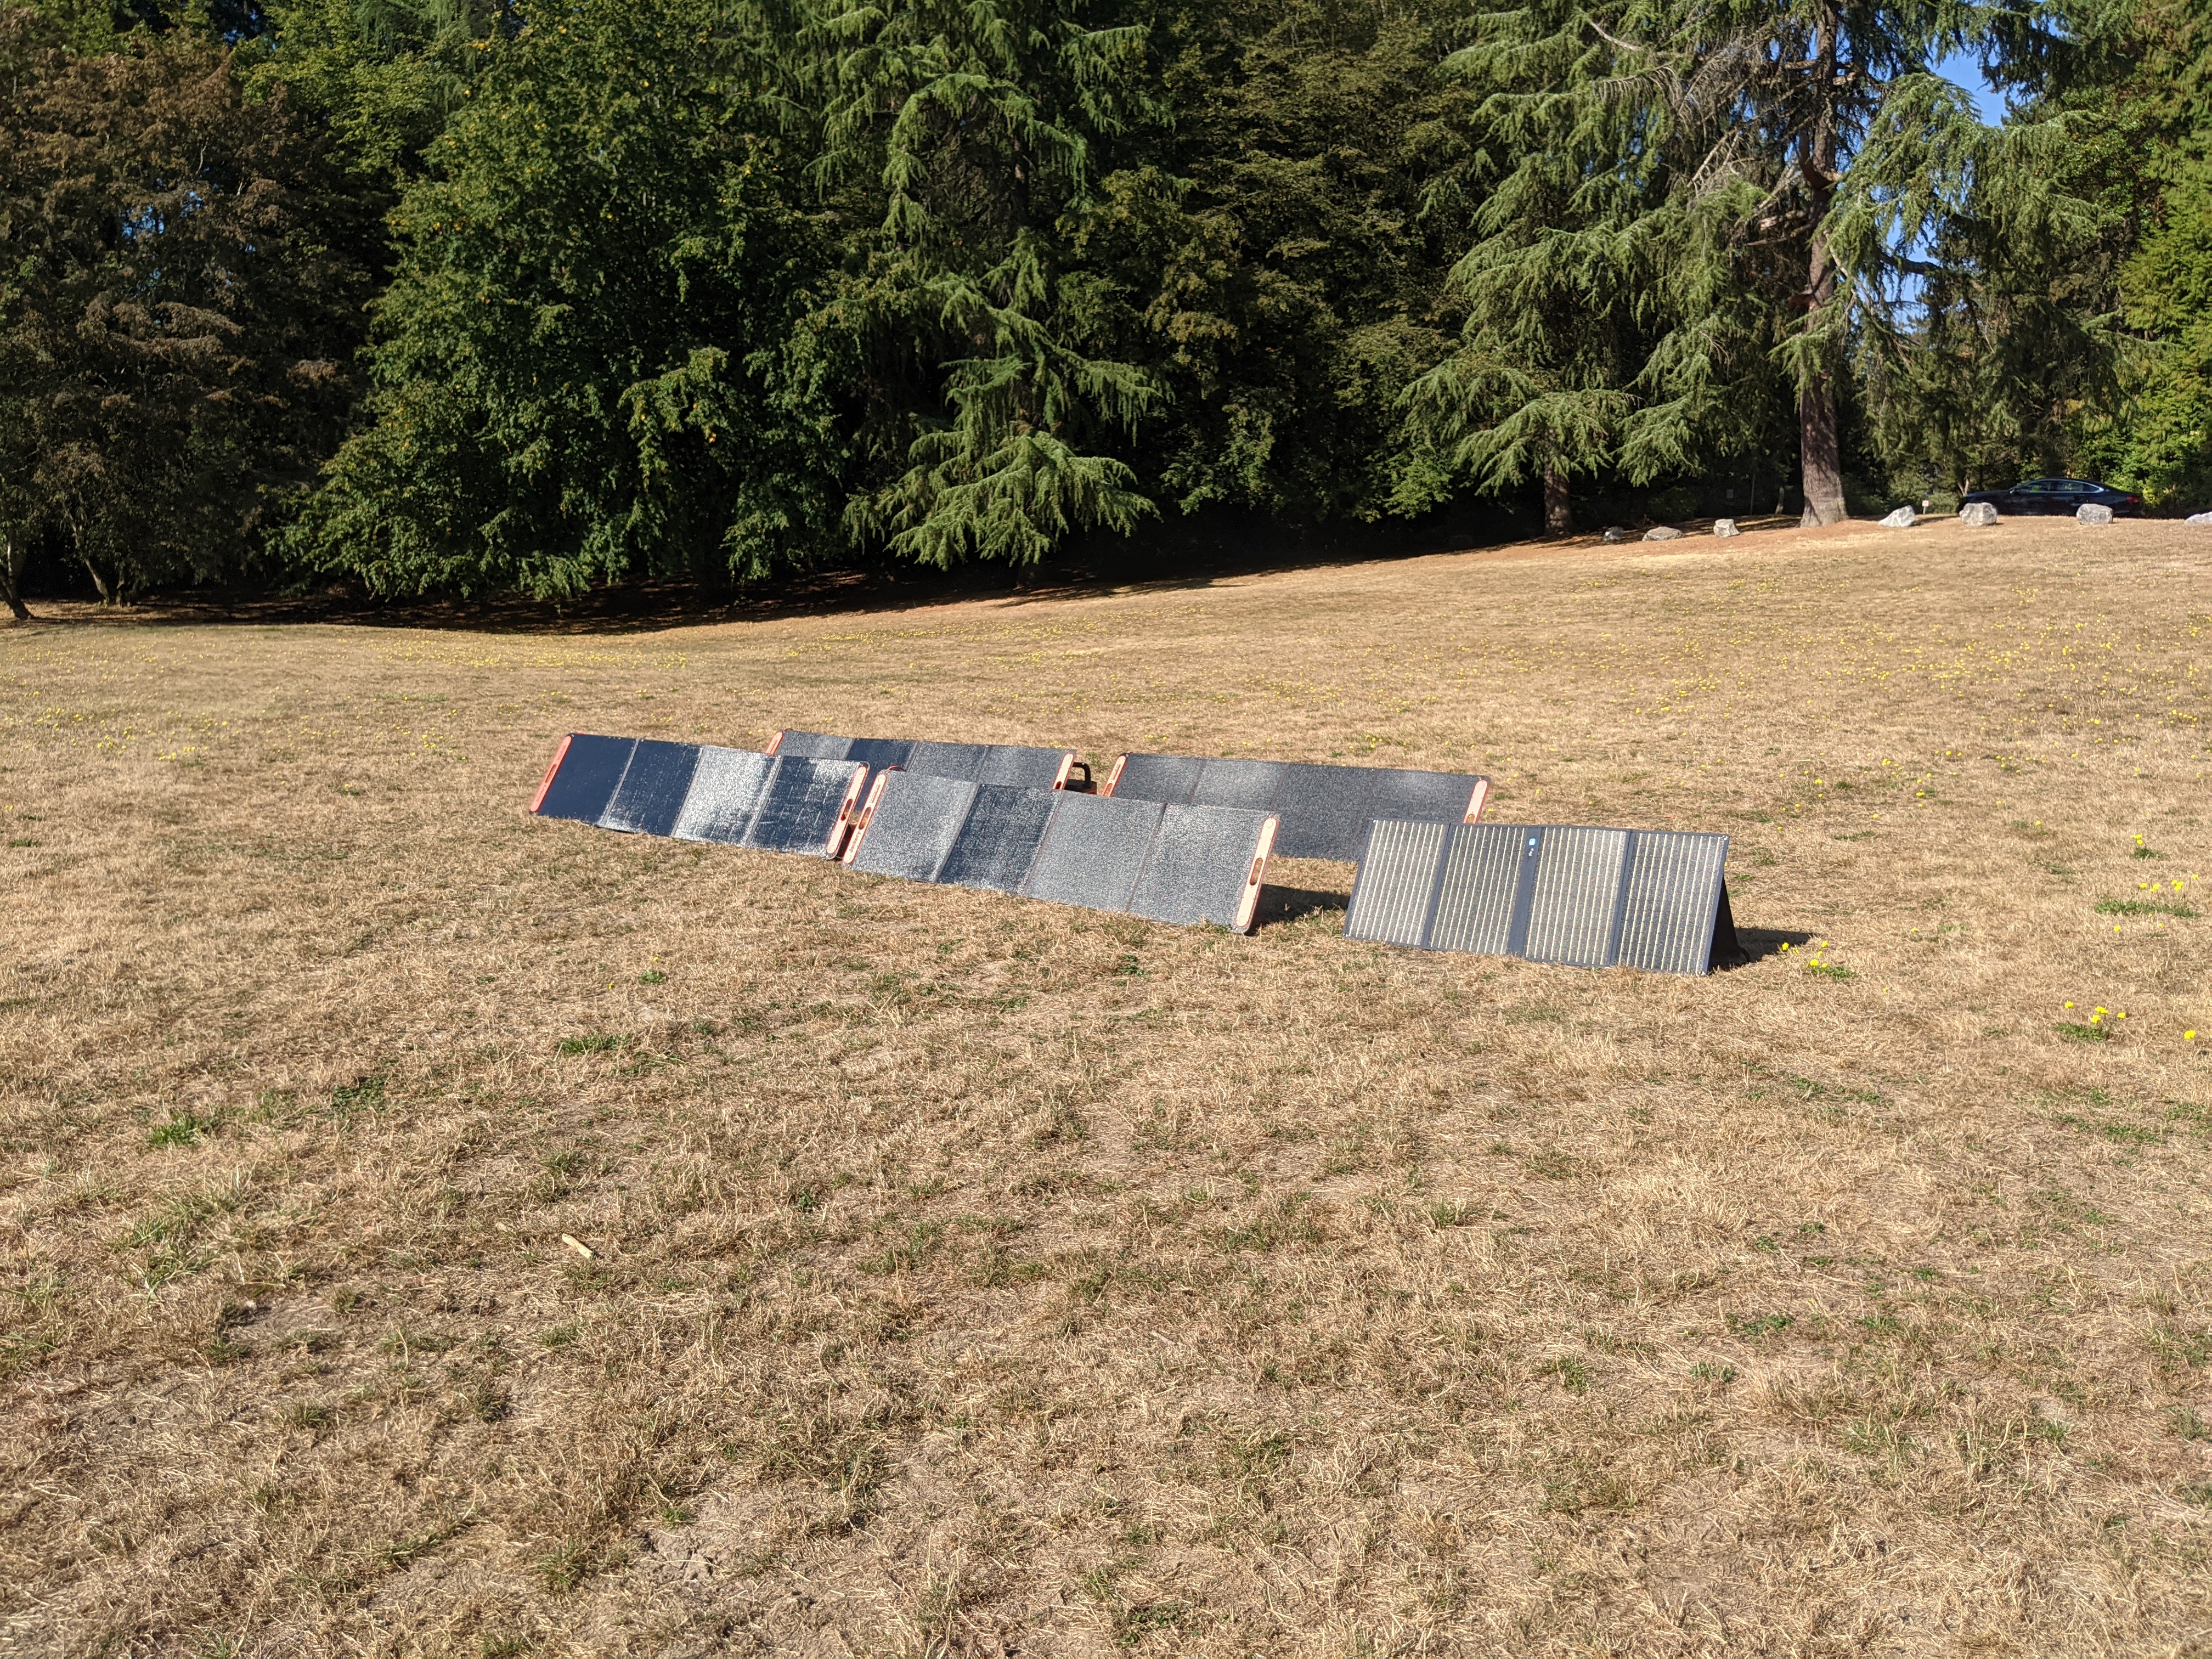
[1127,803,1271,927]
[850,772,978,882]
[670,747,774,844]
[599,740,700,837]
[533,735,637,823]
[906,741,993,781]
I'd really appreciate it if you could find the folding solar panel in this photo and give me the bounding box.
[1023,793,1165,913]
[848,771,979,882]
[766,730,854,761]
[936,783,1059,893]
[1107,752,1489,862]
[906,741,992,781]
[599,739,702,837]
[531,734,638,823]
[1126,803,1276,929]
[1189,758,1286,814]
[744,757,869,856]
[844,737,916,772]
[976,744,1078,789]
[1110,753,1203,805]
[1346,821,1735,975]
[670,746,775,844]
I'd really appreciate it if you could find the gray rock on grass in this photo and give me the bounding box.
[1602,526,1629,543]
[1644,526,1684,541]
[1878,505,1917,528]
[2076,503,2114,524]
[1959,502,1999,526]
[1713,517,1740,538]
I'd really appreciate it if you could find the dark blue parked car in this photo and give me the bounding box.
[1962,477,2142,516]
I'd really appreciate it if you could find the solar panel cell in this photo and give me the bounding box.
[937,783,1057,892]
[744,758,864,856]
[599,740,701,836]
[1127,803,1272,926]
[851,771,979,882]
[1425,823,1523,955]
[1522,827,1632,967]
[1114,754,1203,806]
[532,734,637,823]
[905,741,991,781]
[1365,767,1482,828]
[1269,762,1380,859]
[1343,819,1449,946]
[671,747,774,844]
[1189,758,1285,814]
[1616,832,1729,975]
[843,738,916,772]
[977,744,1073,789]
[771,731,853,761]
[1024,793,1165,912]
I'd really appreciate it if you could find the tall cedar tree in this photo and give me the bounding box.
[1077,0,1470,525]
[290,0,840,597]
[1409,0,2097,527]
[0,7,370,612]
[800,0,1160,565]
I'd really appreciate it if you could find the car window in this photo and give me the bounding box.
[2017,481,2055,493]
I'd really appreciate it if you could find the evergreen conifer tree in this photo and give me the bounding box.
[1410,0,2099,526]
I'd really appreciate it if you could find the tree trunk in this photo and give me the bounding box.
[1796,7,1849,527]
[1542,462,1573,535]
[0,535,29,621]
[80,552,112,604]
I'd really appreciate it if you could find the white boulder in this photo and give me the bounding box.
[2076,503,2114,524]
[1712,517,1740,538]
[2186,510,2212,525]
[1602,526,1629,543]
[1644,526,1684,541]
[1878,505,1917,528]
[1959,502,1999,526]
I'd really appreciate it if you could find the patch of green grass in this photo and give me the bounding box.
[329,1074,387,1118]
[636,969,667,984]
[557,1034,624,1056]
[1803,960,1857,981]
[1541,1356,1590,1393]
[1689,1361,1736,1385]
[1728,1312,1795,1340]
[2054,1114,2162,1145]
[2095,898,2197,918]
[2055,1022,2111,1043]
[148,1109,211,1148]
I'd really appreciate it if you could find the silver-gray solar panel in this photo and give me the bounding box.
[850,771,978,882]
[1617,832,1731,975]
[844,737,915,772]
[1024,793,1165,912]
[1345,821,1733,976]
[1126,803,1270,927]
[743,757,862,856]
[1190,758,1286,813]
[1522,826,1630,968]
[671,746,774,844]
[1426,823,1523,956]
[1342,820,1448,946]
[906,741,992,781]
[772,730,853,761]
[976,744,1070,788]
[1115,753,1202,805]
[938,783,1057,893]
[1111,752,1487,862]
[599,740,701,836]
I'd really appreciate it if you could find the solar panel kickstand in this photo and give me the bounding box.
[842,767,899,865]
[1061,759,1095,794]
[1232,817,1279,932]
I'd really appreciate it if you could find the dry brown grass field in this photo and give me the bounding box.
[2,517,2210,1659]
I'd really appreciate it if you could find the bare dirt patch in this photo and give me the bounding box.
[3,516,2210,1656]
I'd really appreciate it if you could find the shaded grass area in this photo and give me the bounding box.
[2,516,2210,1655]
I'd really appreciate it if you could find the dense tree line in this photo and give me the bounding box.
[1,0,2205,608]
